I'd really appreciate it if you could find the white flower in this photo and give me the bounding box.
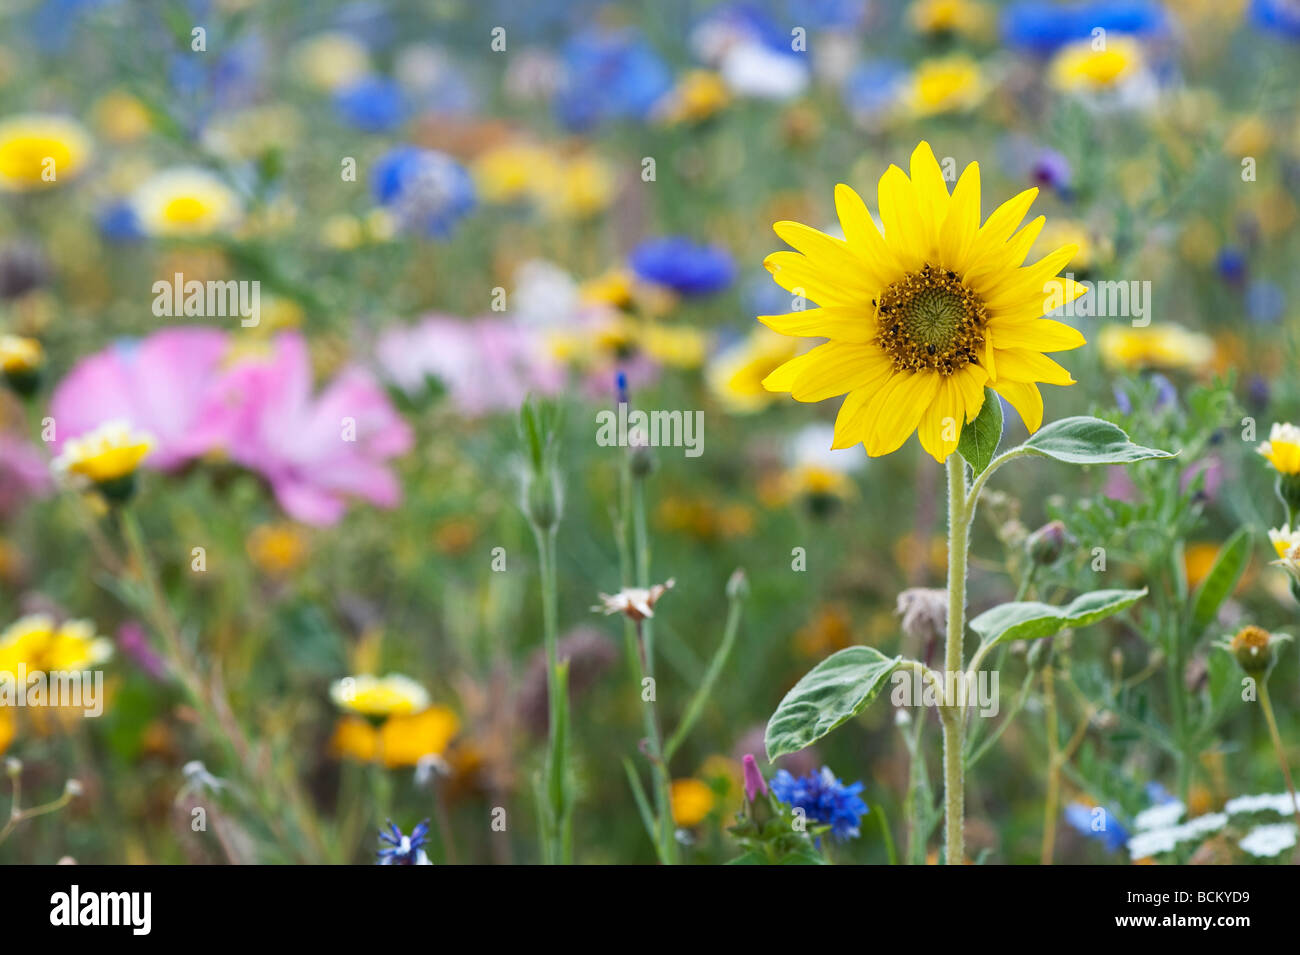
[1224,792,1300,816]
[1133,799,1185,832]
[1126,812,1228,860]
[1239,822,1297,858]
[512,260,581,329]
[789,423,864,475]
[593,579,675,621]
[720,43,809,100]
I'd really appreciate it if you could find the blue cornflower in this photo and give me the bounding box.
[371,147,476,239]
[553,28,673,131]
[1246,280,1286,325]
[629,237,736,297]
[335,75,407,132]
[1251,0,1300,40]
[377,819,432,865]
[97,201,143,242]
[770,766,869,840]
[1064,802,1129,852]
[842,61,906,125]
[1214,246,1247,285]
[1001,1,1167,54]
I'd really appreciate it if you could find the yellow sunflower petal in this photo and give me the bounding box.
[790,343,893,402]
[764,250,870,307]
[834,183,900,282]
[866,371,941,456]
[758,305,877,342]
[983,244,1079,312]
[993,348,1076,385]
[909,141,950,253]
[878,165,928,272]
[831,387,876,449]
[992,379,1044,433]
[938,161,981,272]
[761,347,824,393]
[963,187,1039,283]
[987,317,1086,352]
[952,363,989,421]
[917,377,963,462]
[772,221,880,299]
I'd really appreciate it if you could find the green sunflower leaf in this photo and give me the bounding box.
[969,588,1147,648]
[765,646,902,761]
[957,388,1003,475]
[1018,416,1175,464]
[1191,528,1252,631]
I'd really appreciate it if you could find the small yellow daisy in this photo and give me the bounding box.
[903,56,987,117]
[0,335,43,374]
[1268,525,1300,559]
[670,778,715,827]
[1050,36,1144,93]
[130,167,243,237]
[0,113,93,191]
[1259,423,1300,476]
[330,673,431,719]
[53,420,154,485]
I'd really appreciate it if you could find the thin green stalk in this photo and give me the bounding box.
[117,508,319,863]
[1257,680,1300,836]
[941,453,968,865]
[663,590,744,761]
[532,524,572,864]
[631,477,676,864]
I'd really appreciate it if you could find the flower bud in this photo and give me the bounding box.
[742,754,767,803]
[1026,520,1068,566]
[1227,625,1286,675]
[726,568,749,600]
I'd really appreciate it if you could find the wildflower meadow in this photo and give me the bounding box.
[4,0,1300,896]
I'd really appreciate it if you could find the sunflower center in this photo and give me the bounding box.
[874,264,987,376]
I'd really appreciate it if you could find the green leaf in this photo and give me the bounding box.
[958,388,1003,475]
[765,646,901,761]
[1019,416,1175,464]
[1190,528,1251,631]
[969,589,1147,648]
[726,851,769,865]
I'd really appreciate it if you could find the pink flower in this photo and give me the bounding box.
[212,333,413,525]
[48,329,233,469]
[375,315,563,417]
[0,432,50,516]
[742,754,768,802]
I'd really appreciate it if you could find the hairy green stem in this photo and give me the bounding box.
[942,454,969,864]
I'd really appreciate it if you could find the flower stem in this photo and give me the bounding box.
[532,524,572,864]
[941,453,968,864]
[1257,680,1300,837]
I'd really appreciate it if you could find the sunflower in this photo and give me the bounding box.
[758,141,1087,462]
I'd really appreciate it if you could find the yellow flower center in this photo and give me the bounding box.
[162,195,210,224]
[1075,50,1130,85]
[874,264,987,376]
[0,136,73,184]
[1232,625,1271,655]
